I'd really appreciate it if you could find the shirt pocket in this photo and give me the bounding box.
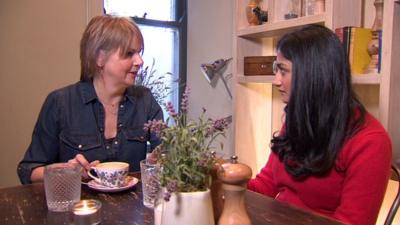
[60,131,102,151]
[122,127,148,143]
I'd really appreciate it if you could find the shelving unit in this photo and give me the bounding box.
[233,0,400,174]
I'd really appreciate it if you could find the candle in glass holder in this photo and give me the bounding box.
[72,200,102,225]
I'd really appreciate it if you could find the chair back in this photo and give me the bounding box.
[384,164,400,225]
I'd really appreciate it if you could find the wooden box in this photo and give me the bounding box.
[244,56,276,76]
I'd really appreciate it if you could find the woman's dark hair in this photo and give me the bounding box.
[271,24,365,178]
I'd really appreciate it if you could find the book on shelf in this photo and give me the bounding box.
[349,27,372,75]
[378,30,382,73]
[336,26,372,75]
[335,26,352,58]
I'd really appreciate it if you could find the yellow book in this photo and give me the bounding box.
[348,27,372,75]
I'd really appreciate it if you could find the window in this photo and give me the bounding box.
[104,0,187,118]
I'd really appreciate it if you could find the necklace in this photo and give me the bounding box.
[100,101,119,115]
[93,80,123,116]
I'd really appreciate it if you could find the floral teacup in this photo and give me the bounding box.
[88,162,129,188]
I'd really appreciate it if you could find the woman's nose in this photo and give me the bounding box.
[133,53,144,66]
[272,74,281,87]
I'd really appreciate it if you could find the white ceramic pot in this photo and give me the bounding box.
[154,189,215,225]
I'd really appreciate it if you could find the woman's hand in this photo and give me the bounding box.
[68,154,100,179]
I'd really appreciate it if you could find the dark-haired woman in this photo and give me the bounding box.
[247,25,392,225]
[17,15,163,184]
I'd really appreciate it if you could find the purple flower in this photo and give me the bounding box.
[213,118,229,131]
[165,101,178,117]
[163,191,171,201]
[163,180,178,201]
[143,119,167,136]
[180,87,190,113]
[166,180,178,193]
[197,158,208,168]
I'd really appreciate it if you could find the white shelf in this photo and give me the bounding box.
[351,73,380,84]
[237,14,325,38]
[237,75,275,83]
[237,73,380,85]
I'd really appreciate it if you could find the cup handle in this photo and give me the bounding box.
[87,167,101,183]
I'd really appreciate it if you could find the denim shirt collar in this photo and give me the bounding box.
[78,81,137,104]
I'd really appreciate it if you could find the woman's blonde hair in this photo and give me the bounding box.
[80,15,144,81]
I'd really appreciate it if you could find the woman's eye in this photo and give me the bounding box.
[280,69,288,75]
[126,51,135,57]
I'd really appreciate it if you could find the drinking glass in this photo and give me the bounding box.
[303,0,316,16]
[140,159,160,208]
[44,163,82,212]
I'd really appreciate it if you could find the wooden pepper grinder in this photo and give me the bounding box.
[217,156,252,225]
[210,152,226,223]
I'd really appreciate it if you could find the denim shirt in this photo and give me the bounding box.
[17,81,163,184]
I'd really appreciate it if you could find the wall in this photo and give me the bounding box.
[187,1,234,158]
[0,0,233,187]
[0,0,102,187]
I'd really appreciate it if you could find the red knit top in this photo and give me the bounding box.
[247,113,392,225]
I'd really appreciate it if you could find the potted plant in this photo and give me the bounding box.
[144,87,230,225]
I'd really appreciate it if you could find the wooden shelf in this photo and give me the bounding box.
[237,14,325,38]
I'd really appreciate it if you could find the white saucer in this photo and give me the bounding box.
[87,176,139,193]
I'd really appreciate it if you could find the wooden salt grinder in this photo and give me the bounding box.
[217,156,252,225]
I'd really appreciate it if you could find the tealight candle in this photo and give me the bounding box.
[72,200,102,225]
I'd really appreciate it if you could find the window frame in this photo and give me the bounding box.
[130,0,187,105]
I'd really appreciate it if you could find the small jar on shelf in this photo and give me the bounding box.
[302,0,325,16]
[284,0,301,20]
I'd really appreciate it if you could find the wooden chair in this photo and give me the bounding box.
[383,164,400,225]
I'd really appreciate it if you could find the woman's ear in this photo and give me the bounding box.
[96,50,107,68]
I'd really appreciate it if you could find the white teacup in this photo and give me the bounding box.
[88,162,129,188]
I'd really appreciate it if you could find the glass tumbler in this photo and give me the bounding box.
[140,159,161,209]
[303,0,316,16]
[44,163,82,212]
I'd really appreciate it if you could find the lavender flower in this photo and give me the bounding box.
[163,191,172,201]
[197,158,208,168]
[165,101,178,118]
[213,118,229,131]
[143,119,167,136]
[135,58,175,107]
[166,180,178,193]
[163,180,178,201]
[180,87,190,113]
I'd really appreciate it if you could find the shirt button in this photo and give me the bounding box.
[99,128,104,132]
[118,123,123,127]
[120,104,124,108]
[106,145,110,149]
[114,141,118,145]
[78,144,83,149]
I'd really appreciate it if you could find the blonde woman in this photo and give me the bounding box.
[18,15,163,184]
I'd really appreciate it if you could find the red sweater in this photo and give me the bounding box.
[247,113,392,225]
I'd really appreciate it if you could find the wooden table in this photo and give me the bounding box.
[0,176,344,225]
